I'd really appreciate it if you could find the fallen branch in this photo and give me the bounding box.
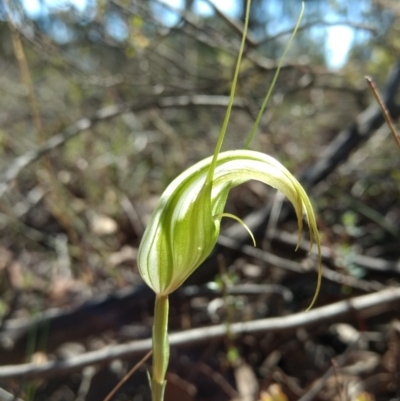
[271,229,400,275]
[218,235,383,292]
[0,287,399,379]
[0,285,152,364]
[1,229,390,363]
[301,59,400,189]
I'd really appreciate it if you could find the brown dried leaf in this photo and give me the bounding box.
[353,392,375,401]
[259,384,288,401]
[90,214,118,235]
[234,361,259,401]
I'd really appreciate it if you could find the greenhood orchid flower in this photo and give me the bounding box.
[137,2,321,400]
[138,150,319,296]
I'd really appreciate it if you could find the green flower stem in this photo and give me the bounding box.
[138,2,322,400]
[244,2,305,149]
[205,0,251,186]
[151,294,169,401]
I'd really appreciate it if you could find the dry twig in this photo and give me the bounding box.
[0,287,399,379]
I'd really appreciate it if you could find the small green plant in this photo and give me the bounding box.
[137,2,321,400]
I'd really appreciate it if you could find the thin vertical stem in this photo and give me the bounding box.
[205,0,252,186]
[151,294,169,401]
[244,2,305,149]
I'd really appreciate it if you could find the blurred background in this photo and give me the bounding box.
[0,0,399,400]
